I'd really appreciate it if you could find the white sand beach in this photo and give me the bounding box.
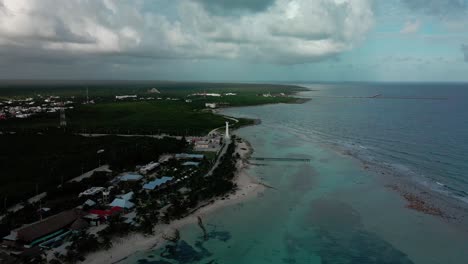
[85,139,264,264]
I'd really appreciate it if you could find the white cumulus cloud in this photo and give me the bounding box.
[0,0,375,71]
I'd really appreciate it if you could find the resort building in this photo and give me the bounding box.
[175,153,204,160]
[142,177,174,191]
[109,192,135,210]
[207,93,221,97]
[87,207,122,223]
[205,103,217,109]
[109,199,134,210]
[2,209,84,250]
[119,173,143,182]
[79,187,105,197]
[139,162,160,175]
[115,95,137,100]
[195,140,210,149]
[182,161,200,167]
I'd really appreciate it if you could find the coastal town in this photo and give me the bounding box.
[0,82,305,264]
[0,120,256,263]
[0,96,74,120]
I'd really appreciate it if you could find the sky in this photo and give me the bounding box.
[0,0,467,82]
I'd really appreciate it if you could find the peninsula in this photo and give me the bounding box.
[0,81,307,263]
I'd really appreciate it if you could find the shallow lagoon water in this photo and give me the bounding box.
[126,85,468,264]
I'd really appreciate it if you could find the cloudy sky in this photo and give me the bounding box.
[0,0,467,82]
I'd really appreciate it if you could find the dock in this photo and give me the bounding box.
[250,157,311,162]
[306,95,448,100]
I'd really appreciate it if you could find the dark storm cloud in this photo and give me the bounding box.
[402,0,467,17]
[462,44,468,62]
[192,0,275,15]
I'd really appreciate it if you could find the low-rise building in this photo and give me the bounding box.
[142,176,174,190]
[109,199,134,209]
[139,162,160,175]
[175,153,204,160]
[158,154,174,163]
[182,161,200,167]
[79,187,105,197]
[205,103,217,109]
[2,209,83,250]
[87,207,122,223]
[108,191,134,210]
[119,173,143,182]
[115,95,137,100]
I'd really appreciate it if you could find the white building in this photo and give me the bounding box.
[205,93,221,97]
[116,95,137,100]
[139,161,160,174]
[205,103,217,109]
[79,187,105,197]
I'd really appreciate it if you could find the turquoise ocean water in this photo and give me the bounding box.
[125,83,468,264]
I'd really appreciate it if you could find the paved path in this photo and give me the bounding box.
[205,138,233,177]
[207,115,239,136]
[68,165,112,183]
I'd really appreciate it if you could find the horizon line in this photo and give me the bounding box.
[0,79,467,85]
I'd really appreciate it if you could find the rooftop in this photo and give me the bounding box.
[89,207,122,217]
[182,161,200,166]
[109,198,135,209]
[8,209,82,243]
[175,153,204,160]
[120,173,143,182]
[143,176,174,190]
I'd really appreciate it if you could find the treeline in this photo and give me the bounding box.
[0,132,187,211]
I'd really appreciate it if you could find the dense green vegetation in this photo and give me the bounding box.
[0,80,307,99]
[0,133,187,210]
[0,101,253,135]
[0,81,306,135]
[67,101,228,135]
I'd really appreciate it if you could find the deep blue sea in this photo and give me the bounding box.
[295,83,468,201]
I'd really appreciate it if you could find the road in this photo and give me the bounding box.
[205,138,230,177]
[207,115,239,136]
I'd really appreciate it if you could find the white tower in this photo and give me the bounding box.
[225,121,230,140]
[59,106,67,127]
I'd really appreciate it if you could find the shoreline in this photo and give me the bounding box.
[85,138,265,264]
[328,141,468,231]
[223,92,468,232]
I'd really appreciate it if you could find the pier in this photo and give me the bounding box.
[306,95,448,100]
[250,157,311,162]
